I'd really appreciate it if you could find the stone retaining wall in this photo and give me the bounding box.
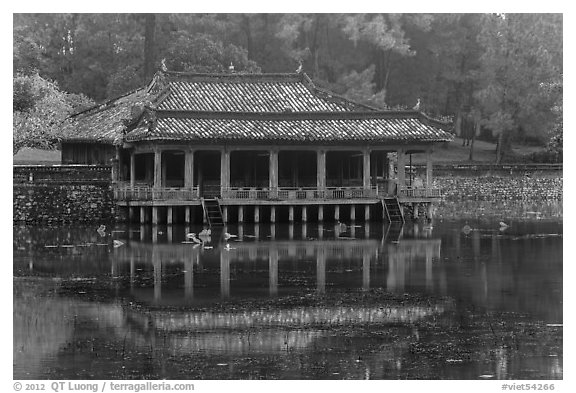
[433,174,562,202]
[13,183,118,224]
[13,165,119,224]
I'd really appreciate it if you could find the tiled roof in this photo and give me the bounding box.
[59,71,453,146]
[125,112,453,144]
[153,72,374,112]
[59,88,151,144]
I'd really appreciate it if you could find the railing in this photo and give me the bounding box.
[222,186,379,200]
[398,187,442,198]
[114,185,199,201]
[113,185,442,201]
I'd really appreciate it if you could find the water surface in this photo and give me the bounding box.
[13,207,562,379]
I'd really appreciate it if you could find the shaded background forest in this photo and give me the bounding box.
[13,13,562,162]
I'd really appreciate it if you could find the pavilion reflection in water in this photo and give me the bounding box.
[14,221,563,379]
[111,223,442,302]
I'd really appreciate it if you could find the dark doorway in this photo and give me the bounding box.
[326,151,363,187]
[194,151,221,197]
[134,153,154,185]
[278,151,316,187]
[230,151,270,188]
[163,151,185,187]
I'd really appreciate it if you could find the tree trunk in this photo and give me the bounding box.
[242,15,253,60]
[496,130,505,164]
[143,14,156,80]
[469,119,480,161]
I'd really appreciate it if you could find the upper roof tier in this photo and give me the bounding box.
[149,71,377,112]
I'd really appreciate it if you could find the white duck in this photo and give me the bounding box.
[186,233,203,244]
[224,232,238,241]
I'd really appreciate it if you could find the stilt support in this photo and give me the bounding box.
[152,207,159,225]
[167,206,173,225]
[238,205,244,223]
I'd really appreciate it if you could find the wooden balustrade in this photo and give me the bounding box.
[222,186,378,200]
[399,187,442,198]
[114,184,441,201]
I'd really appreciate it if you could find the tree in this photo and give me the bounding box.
[163,32,260,73]
[476,14,562,163]
[13,73,93,154]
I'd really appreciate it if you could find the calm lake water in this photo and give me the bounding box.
[13,205,562,380]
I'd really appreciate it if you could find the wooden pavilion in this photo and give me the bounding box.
[60,70,453,225]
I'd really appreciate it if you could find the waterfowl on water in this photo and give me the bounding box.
[113,240,124,248]
[97,225,106,236]
[186,233,203,244]
[224,232,238,240]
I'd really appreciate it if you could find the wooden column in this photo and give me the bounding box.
[318,205,324,222]
[388,153,395,194]
[130,151,136,187]
[185,206,190,224]
[270,206,276,223]
[397,149,406,194]
[350,205,356,221]
[334,205,340,221]
[111,146,120,183]
[363,149,371,189]
[364,205,370,221]
[317,150,326,190]
[426,148,433,189]
[154,148,162,188]
[289,206,294,222]
[223,206,228,223]
[185,149,194,188]
[220,149,230,194]
[269,150,278,196]
[302,206,307,222]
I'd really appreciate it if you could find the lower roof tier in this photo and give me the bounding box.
[125,115,453,144]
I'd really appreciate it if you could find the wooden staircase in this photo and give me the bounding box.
[201,198,224,227]
[382,197,405,223]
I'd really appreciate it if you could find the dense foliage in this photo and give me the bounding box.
[13,13,562,162]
